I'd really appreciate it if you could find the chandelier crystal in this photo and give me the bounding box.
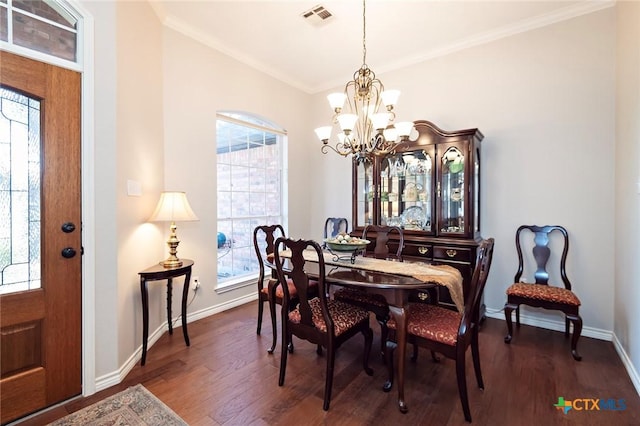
[315,0,413,160]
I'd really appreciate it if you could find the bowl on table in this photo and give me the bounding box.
[324,236,370,252]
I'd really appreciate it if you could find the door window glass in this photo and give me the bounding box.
[0,87,41,294]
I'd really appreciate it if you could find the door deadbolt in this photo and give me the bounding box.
[61,222,76,233]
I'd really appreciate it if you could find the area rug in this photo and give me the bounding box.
[48,384,187,426]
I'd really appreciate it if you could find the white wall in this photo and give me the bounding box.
[159,28,312,322]
[615,1,640,391]
[311,8,616,334]
[114,1,166,371]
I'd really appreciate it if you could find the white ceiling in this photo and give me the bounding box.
[149,1,613,94]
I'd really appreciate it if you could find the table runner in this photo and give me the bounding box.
[280,249,464,312]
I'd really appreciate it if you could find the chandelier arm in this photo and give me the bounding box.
[321,142,352,157]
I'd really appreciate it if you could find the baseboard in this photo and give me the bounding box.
[94,292,258,392]
[612,333,640,396]
[484,310,612,341]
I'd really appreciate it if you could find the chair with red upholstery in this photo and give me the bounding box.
[504,225,582,361]
[333,224,404,358]
[273,237,373,411]
[253,224,318,354]
[385,238,494,423]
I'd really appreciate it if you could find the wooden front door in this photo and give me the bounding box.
[0,51,82,424]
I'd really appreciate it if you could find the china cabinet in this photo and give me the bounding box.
[351,120,484,309]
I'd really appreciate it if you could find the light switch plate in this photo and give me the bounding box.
[127,180,142,197]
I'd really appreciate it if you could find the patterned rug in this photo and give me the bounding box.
[48,384,187,426]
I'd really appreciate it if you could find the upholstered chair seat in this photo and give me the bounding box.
[289,298,370,336]
[506,282,581,306]
[388,303,462,347]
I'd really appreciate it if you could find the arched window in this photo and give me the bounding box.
[216,111,287,288]
[0,0,81,67]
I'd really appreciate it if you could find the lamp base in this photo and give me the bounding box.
[160,257,183,268]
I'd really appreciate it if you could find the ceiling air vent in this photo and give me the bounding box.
[301,4,333,27]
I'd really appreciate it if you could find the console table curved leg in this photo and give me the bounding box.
[140,278,149,366]
[167,278,173,335]
[182,270,191,346]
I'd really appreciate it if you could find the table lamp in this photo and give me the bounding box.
[149,191,199,267]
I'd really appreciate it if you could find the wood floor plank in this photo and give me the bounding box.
[14,301,640,425]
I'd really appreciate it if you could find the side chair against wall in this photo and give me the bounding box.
[273,238,373,411]
[253,224,318,354]
[333,224,404,359]
[504,225,583,361]
[385,238,495,423]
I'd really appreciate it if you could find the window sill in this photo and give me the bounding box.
[215,274,257,294]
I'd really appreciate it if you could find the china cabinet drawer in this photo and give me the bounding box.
[433,246,472,262]
[402,243,433,259]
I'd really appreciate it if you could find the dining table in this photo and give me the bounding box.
[275,248,464,413]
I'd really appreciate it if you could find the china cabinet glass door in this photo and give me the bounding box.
[439,144,466,234]
[380,149,434,232]
[356,159,374,227]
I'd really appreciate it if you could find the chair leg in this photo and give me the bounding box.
[568,313,583,361]
[410,343,418,362]
[504,302,519,343]
[363,327,374,376]
[278,325,289,386]
[455,353,472,422]
[565,317,570,337]
[323,347,336,411]
[267,298,278,354]
[257,298,264,335]
[383,340,397,392]
[378,317,389,361]
[471,328,484,390]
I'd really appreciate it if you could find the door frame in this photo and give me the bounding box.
[2,1,98,398]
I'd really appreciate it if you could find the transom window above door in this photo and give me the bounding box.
[0,0,81,65]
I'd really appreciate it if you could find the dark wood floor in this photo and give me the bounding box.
[15,301,640,425]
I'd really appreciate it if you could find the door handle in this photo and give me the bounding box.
[61,247,77,258]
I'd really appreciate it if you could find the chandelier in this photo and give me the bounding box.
[314,0,414,160]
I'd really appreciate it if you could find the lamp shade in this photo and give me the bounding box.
[314,126,333,141]
[149,191,199,222]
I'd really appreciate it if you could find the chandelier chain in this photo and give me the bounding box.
[362,0,367,66]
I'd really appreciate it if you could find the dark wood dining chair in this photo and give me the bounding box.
[324,217,349,241]
[385,238,494,423]
[273,237,373,411]
[253,224,318,354]
[333,224,404,358]
[504,225,582,361]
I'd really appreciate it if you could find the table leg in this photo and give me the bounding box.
[140,278,149,366]
[388,305,409,413]
[167,278,173,335]
[181,269,191,346]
